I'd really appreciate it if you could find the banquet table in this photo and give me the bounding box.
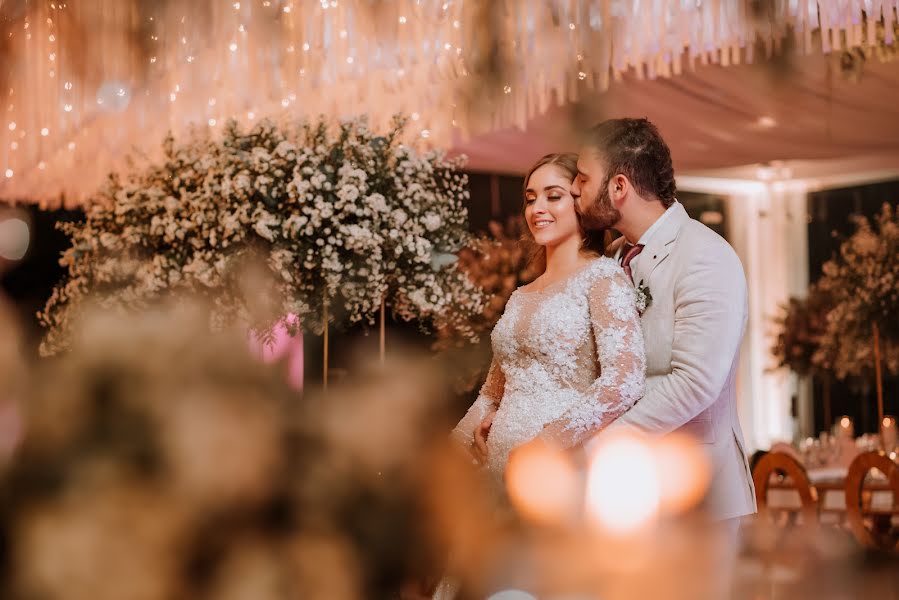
[766,467,897,516]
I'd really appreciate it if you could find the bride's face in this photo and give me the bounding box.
[524,165,580,248]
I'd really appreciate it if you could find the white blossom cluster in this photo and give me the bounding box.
[39,116,486,355]
[813,203,899,379]
[384,143,485,342]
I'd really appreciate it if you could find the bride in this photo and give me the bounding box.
[452,152,646,477]
[429,153,647,600]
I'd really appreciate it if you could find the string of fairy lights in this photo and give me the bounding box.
[0,0,897,207]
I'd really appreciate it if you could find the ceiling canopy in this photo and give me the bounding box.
[455,49,899,179]
[0,0,896,206]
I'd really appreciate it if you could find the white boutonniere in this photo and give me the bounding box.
[635,279,652,315]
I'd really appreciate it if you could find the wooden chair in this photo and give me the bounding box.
[844,451,899,552]
[752,451,819,531]
[769,441,803,463]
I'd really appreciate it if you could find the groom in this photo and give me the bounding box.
[571,118,756,524]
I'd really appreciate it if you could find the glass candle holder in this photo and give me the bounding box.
[880,416,897,452]
[834,415,854,440]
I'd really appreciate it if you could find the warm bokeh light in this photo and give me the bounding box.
[652,433,712,516]
[881,416,897,450]
[836,415,855,439]
[0,217,30,261]
[5,1,893,207]
[506,441,578,525]
[486,590,538,600]
[585,432,660,534]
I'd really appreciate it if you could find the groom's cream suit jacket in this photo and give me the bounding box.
[597,201,757,521]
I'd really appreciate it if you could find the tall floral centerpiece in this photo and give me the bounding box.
[813,203,899,428]
[39,116,485,358]
[772,284,836,427]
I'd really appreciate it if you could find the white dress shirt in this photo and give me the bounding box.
[623,200,679,273]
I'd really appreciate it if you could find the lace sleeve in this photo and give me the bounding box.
[450,359,505,451]
[539,269,646,449]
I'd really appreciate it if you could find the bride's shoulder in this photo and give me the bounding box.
[565,257,625,294]
[585,255,624,279]
[512,281,534,296]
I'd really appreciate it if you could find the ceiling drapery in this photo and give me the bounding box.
[0,0,897,207]
[455,49,899,177]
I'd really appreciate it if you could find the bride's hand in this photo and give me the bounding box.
[473,410,495,464]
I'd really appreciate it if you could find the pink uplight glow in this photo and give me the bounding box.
[248,314,303,391]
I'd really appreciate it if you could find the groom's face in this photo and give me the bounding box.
[572,149,621,230]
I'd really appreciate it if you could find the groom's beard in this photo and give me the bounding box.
[579,183,621,231]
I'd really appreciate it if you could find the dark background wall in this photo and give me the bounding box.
[1,205,82,356]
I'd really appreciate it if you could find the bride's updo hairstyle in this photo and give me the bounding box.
[521,153,609,270]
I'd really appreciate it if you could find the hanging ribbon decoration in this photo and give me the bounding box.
[5,0,898,208]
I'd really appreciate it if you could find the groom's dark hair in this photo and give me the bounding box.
[584,118,677,208]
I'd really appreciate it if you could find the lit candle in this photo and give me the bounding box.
[835,415,854,439]
[506,440,577,525]
[881,416,897,451]
[585,432,661,534]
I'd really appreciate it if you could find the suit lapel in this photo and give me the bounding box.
[632,202,689,287]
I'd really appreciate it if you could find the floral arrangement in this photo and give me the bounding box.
[38,116,485,355]
[812,203,899,380]
[771,284,833,377]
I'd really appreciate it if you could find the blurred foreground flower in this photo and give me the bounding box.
[0,297,490,600]
[0,295,25,464]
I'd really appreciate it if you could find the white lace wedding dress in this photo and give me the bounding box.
[434,258,646,600]
[452,255,646,477]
